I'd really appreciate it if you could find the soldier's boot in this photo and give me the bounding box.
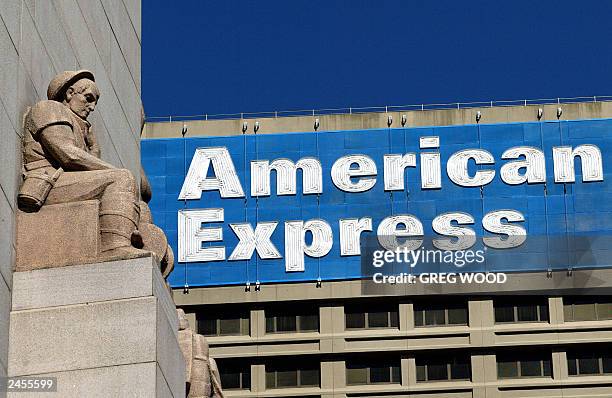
[99,193,150,260]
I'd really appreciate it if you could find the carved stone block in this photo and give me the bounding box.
[8,257,185,397]
[15,200,99,271]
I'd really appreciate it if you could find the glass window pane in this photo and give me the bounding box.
[517,305,538,322]
[241,317,250,335]
[539,304,549,322]
[425,309,445,326]
[427,362,448,381]
[242,372,251,389]
[574,303,597,321]
[451,361,471,380]
[520,359,543,377]
[346,312,366,329]
[369,366,391,383]
[563,304,573,322]
[391,365,401,383]
[603,355,612,374]
[368,311,390,328]
[578,357,600,375]
[346,367,367,385]
[416,365,426,382]
[598,303,612,320]
[199,318,217,336]
[299,314,319,332]
[498,361,518,378]
[219,318,241,335]
[265,317,275,333]
[276,370,298,387]
[414,310,424,327]
[276,315,297,332]
[220,372,241,389]
[542,359,551,377]
[495,306,515,323]
[300,369,319,386]
[448,307,468,325]
[265,372,275,389]
[389,311,399,328]
[567,359,577,376]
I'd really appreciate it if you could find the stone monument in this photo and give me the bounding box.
[177,310,224,398]
[7,70,220,397]
[15,69,171,270]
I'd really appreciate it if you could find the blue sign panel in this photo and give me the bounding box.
[142,119,612,288]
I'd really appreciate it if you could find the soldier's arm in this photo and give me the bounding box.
[39,124,116,171]
[84,128,101,158]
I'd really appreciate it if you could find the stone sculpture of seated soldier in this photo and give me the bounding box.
[18,70,171,269]
[177,309,224,398]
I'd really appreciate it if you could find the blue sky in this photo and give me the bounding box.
[142,0,612,119]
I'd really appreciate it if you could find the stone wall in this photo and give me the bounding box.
[0,0,141,391]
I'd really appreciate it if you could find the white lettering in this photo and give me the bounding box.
[251,157,322,196]
[553,144,604,183]
[482,210,527,249]
[447,149,495,187]
[432,212,476,250]
[284,219,333,272]
[339,218,373,256]
[179,147,244,199]
[377,215,424,251]
[178,208,225,262]
[228,222,281,260]
[501,146,546,185]
[331,155,377,192]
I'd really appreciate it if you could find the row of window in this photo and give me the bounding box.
[220,357,469,390]
[219,349,612,390]
[567,351,612,376]
[196,298,612,337]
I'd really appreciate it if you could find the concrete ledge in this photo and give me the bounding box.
[9,297,157,376]
[0,277,10,375]
[11,256,178,334]
[5,362,168,398]
[157,363,174,398]
[144,101,612,138]
[15,201,99,271]
[156,301,185,395]
[8,257,185,398]
[174,269,612,306]
[0,360,5,398]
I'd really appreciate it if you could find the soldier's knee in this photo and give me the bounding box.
[108,169,137,193]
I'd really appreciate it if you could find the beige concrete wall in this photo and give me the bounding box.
[179,295,612,397]
[143,100,612,138]
[0,0,141,391]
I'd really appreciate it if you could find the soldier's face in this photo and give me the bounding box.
[65,83,99,120]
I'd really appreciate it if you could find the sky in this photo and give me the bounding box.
[142,0,612,120]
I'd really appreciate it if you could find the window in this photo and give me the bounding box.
[416,355,471,382]
[414,303,468,327]
[217,360,250,390]
[266,362,320,389]
[265,305,319,333]
[497,353,551,379]
[346,358,401,385]
[197,308,250,337]
[567,348,612,376]
[494,299,549,323]
[563,297,612,322]
[345,304,399,329]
